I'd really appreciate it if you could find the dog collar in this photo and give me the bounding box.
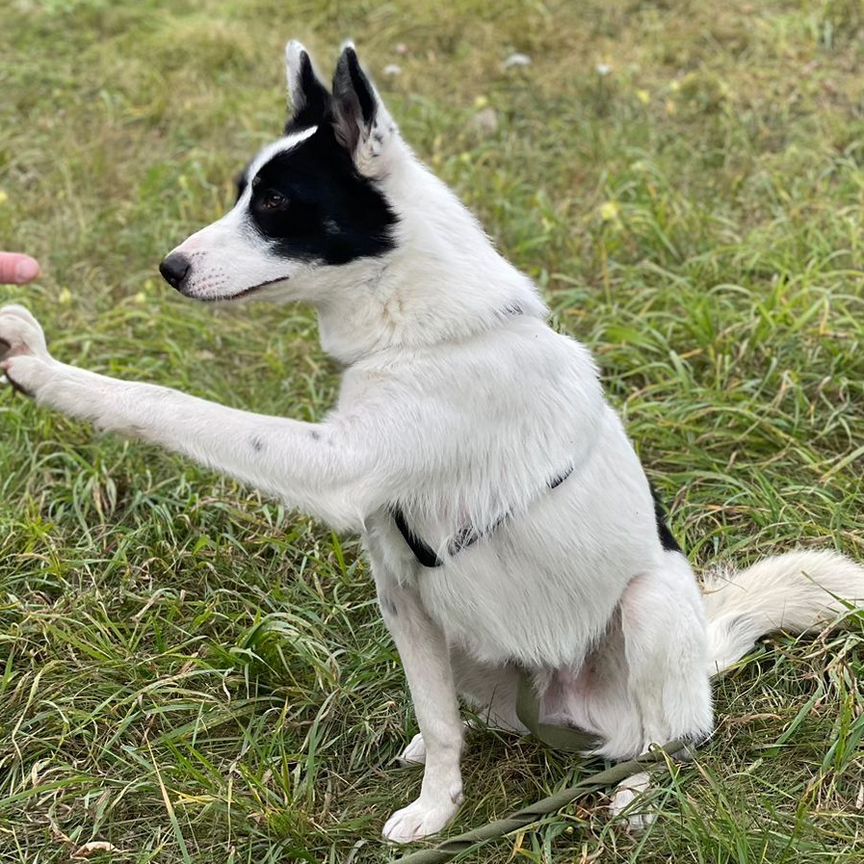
[390,465,574,568]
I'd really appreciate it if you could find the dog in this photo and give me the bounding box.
[2,42,864,844]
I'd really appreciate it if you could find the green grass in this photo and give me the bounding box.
[2,0,864,861]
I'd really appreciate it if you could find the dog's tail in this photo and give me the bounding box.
[701,549,864,676]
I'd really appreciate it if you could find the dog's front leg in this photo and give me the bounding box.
[0,306,378,529]
[378,580,464,843]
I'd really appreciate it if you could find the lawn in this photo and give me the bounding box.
[2,0,864,861]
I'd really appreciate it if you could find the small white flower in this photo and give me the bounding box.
[503,53,532,70]
[383,64,402,77]
[596,63,612,77]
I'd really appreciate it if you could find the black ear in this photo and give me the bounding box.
[331,44,378,152]
[284,41,331,134]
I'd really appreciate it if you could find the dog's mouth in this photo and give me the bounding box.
[193,275,291,303]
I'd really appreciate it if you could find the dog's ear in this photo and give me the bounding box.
[331,43,397,168]
[284,40,331,133]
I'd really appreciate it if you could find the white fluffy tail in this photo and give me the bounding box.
[702,550,864,675]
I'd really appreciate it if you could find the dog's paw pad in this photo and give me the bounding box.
[398,732,427,766]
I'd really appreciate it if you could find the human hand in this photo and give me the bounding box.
[0,253,41,284]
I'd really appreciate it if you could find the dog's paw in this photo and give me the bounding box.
[382,791,462,844]
[609,771,656,832]
[0,305,55,397]
[0,305,49,358]
[398,732,427,766]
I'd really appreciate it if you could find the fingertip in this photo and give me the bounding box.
[15,257,41,283]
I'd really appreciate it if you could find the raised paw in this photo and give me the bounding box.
[0,305,55,397]
[0,305,49,359]
[398,732,427,766]
[609,771,656,832]
[382,793,462,844]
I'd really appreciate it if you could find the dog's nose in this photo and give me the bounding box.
[159,253,191,290]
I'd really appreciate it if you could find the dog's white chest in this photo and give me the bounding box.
[375,438,660,669]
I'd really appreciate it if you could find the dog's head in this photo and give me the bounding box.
[159,42,400,303]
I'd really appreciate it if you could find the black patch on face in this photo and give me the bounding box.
[649,482,682,553]
[246,125,398,266]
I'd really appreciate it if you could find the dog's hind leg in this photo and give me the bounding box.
[608,551,714,827]
[619,552,713,752]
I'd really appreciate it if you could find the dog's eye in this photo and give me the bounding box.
[260,190,287,210]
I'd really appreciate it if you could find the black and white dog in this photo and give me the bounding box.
[2,43,863,843]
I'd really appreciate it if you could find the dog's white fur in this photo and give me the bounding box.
[3,43,864,844]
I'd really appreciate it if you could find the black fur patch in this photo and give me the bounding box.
[246,126,398,265]
[285,52,332,135]
[335,47,376,128]
[649,483,681,553]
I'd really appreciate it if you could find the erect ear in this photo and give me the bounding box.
[284,40,331,133]
[331,43,396,161]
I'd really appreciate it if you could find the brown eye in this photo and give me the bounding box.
[260,190,287,210]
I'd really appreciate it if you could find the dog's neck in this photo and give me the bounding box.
[311,151,548,365]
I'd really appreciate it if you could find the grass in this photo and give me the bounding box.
[1,0,864,861]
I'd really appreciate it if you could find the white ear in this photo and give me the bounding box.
[331,43,397,169]
[283,40,331,133]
